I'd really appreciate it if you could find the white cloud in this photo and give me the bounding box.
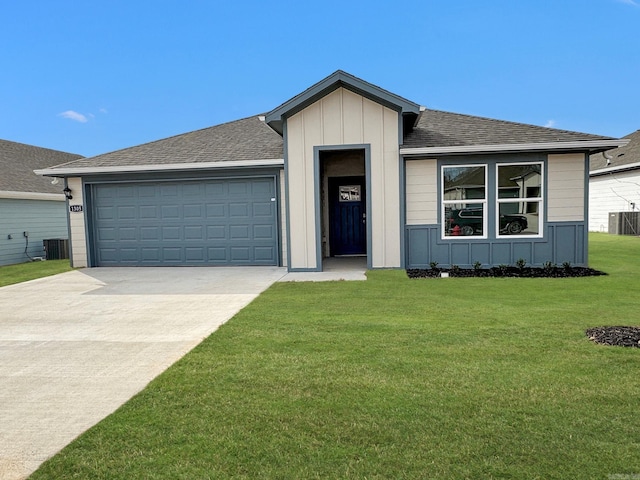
[544,120,557,128]
[58,110,89,123]
[617,0,638,6]
[99,108,108,114]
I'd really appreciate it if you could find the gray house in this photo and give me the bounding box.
[36,71,626,270]
[0,139,82,265]
[589,130,640,234]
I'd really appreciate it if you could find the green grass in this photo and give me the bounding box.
[0,259,73,287]
[31,233,640,479]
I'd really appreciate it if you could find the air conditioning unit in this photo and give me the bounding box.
[43,239,70,260]
[608,212,640,236]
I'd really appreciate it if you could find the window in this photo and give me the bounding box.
[496,163,542,236]
[442,165,487,237]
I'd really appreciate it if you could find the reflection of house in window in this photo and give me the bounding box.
[498,165,541,215]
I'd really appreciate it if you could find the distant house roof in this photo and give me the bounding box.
[0,139,82,196]
[36,72,627,177]
[590,129,640,176]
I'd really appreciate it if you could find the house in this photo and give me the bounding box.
[589,130,640,234]
[0,139,83,265]
[35,71,626,270]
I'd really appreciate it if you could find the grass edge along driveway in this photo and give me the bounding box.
[31,233,640,479]
[0,259,72,287]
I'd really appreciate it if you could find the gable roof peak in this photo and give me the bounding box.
[265,70,420,134]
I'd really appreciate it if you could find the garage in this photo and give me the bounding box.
[91,176,279,266]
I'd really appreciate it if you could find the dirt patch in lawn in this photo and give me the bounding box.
[586,326,640,348]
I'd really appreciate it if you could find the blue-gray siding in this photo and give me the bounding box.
[0,198,68,266]
[91,177,279,266]
[405,222,586,268]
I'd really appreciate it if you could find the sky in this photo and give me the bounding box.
[1,0,638,158]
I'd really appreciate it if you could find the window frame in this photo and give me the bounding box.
[495,161,544,238]
[441,163,488,239]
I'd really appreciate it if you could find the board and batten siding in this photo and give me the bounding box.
[589,170,640,232]
[67,177,88,267]
[286,87,401,269]
[0,197,67,265]
[279,169,287,267]
[547,153,585,222]
[405,159,438,225]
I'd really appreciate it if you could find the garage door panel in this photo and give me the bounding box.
[93,178,278,266]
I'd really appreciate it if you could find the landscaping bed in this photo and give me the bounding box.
[407,265,607,278]
[586,326,640,348]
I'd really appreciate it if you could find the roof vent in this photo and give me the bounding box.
[258,115,266,122]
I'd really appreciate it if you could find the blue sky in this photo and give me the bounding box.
[1,0,638,158]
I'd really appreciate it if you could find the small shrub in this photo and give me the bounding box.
[429,261,439,271]
[473,261,482,271]
[515,258,527,269]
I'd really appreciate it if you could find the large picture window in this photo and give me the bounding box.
[496,163,542,236]
[442,165,487,237]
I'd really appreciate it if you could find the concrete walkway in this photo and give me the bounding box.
[0,261,368,479]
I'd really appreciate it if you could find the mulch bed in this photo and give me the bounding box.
[586,326,640,348]
[407,266,607,279]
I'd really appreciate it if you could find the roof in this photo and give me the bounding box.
[402,109,618,154]
[0,139,82,194]
[266,70,420,135]
[589,129,640,174]
[41,116,284,175]
[38,72,627,177]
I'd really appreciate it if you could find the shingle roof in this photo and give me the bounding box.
[0,140,82,193]
[590,129,640,171]
[52,116,283,170]
[403,109,613,148]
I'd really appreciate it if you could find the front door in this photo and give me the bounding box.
[329,176,366,256]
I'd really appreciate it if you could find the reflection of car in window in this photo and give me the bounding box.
[448,208,528,236]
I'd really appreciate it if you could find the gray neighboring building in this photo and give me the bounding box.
[589,130,640,233]
[0,140,83,265]
[37,71,626,270]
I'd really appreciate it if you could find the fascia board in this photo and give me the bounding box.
[400,139,629,156]
[34,159,285,177]
[0,191,65,201]
[265,71,420,133]
[590,161,640,177]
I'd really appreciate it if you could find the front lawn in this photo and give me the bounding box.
[31,233,640,479]
[0,259,73,287]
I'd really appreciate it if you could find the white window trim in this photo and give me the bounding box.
[441,164,488,240]
[495,162,544,238]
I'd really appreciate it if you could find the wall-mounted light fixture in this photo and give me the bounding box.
[63,186,73,200]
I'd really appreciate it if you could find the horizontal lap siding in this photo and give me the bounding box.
[406,159,437,225]
[548,153,585,221]
[0,198,67,265]
[589,171,640,232]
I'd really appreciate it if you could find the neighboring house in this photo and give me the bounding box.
[0,139,83,265]
[589,130,640,234]
[36,71,626,270]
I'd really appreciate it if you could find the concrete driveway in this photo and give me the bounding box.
[0,266,286,480]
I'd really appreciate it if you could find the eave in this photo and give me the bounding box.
[590,161,640,177]
[35,159,285,177]
[0,191,65,201]
[400,139,629,157]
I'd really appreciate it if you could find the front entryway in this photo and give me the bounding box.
[328,176,367,256]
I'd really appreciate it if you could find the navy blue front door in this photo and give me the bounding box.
[329,176,366,256]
